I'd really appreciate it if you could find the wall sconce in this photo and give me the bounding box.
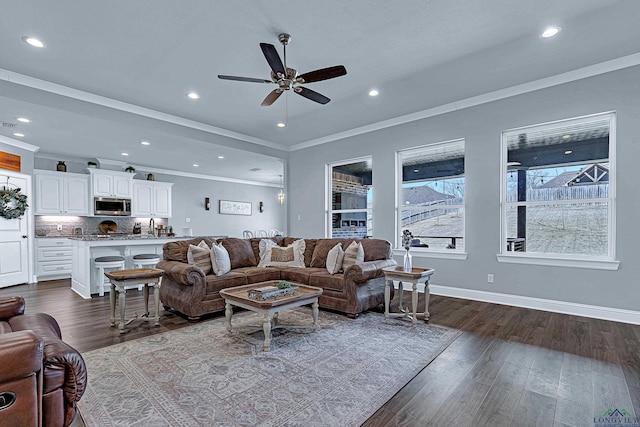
[259,201,264,213]
[205,197,210,210]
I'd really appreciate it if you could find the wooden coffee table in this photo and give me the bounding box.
[219,282,323,352]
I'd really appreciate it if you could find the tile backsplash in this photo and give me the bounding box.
[35,216,168,237]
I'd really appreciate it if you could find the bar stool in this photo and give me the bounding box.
[95,256,126,296]
[132,254,161,291]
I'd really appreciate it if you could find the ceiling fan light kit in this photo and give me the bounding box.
[218,33,347,107]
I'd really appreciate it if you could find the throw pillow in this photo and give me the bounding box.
[258,239,306,268]
[341,241,364,271]
[326,243,345,274]
[186,240,212,274]
[210,242,231,276]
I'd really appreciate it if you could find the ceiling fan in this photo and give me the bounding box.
[218,33,347,106]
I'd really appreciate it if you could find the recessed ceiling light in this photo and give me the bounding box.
[16,117,31,123]
[369,89,379,97]
[562,134,571,139]
[187,92,199,100]
[22,36,46,48]
[12,132,25,138]
[564,150,573,155]
[140,141,150,146]
[217,156,224,159]
[541,26,560,38]
[121,152,129,156]
[193,163,199,167]
[413,169,419,173]
[276,122,286,128]
[506,161,522,166]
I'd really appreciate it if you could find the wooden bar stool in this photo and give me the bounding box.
[132,254,161,291]
[95,256,126,296]
[104,268,164,334]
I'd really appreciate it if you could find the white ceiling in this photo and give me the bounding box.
[1,1,640,184]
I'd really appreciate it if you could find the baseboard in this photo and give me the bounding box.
[428,284,640,325]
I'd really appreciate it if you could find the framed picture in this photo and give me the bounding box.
[219,200,252,216]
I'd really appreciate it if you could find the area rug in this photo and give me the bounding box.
[77,309,461,426]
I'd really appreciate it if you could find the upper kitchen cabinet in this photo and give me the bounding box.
[34,170,90,215]
[132,181,173,218]
[89,169,134,198]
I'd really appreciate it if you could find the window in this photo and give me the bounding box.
[398,140,465,251]
[501,112,615,259]
[328,157,372,238]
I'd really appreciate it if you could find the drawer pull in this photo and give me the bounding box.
[57,252,65,256]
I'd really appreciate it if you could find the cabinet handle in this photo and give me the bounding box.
[22,235,27,239]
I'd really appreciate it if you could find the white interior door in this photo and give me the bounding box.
[0,172,31,288]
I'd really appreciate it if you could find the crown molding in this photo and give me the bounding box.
[0,68,287,152]
[289,52,640,151]
[0,134,40,152]
[129,164,281,188]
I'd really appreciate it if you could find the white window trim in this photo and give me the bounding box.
[326,156,373,238]
[499,111,617,263]
[396,139,466,253]
[393,248,468,260]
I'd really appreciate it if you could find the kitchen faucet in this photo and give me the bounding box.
[149,218,155,236]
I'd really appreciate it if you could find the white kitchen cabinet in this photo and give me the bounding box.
[34,171,90,215]
[132,181,173,217]
[36,238,72,280]
[89,169,134,198]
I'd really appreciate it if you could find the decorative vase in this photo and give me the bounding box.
[403,248,412,272]
[56,161,67,172]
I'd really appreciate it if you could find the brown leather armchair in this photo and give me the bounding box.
[0,296,87,427]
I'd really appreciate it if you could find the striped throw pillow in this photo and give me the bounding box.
[187,240,212,274]
[341,241,364,271]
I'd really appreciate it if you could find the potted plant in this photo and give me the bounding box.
[124,166,136,173]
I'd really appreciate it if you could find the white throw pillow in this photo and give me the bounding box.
[258,239,306,268]
[326,243,345,274]
[341,241,364,271]
[210,242,231,276]
[186,240,212,274]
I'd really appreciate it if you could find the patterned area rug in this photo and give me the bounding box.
[78,309,461,426]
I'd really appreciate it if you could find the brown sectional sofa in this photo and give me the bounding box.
[157,237,397,320]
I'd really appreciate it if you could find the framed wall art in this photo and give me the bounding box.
[219,200,252,216]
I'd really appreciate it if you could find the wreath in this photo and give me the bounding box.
[0,187,29,219]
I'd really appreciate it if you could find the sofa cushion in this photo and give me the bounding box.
[205,271,247,294]
[220,238,257,269]
[309,271,346,292]
[284,238,317,267]
[326,243,345,274]
[310,239,349,268]
[187,241,212,274]
[279,267,326,284]
[210,243,231,276]
[234,267,282,284]
[164,237,215,262]
[360,239,392,261]
[258,239,305,268]
[342,241,365,271]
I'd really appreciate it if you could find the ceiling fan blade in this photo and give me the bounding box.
[218,75,272,83]
[260,43,286,76]
[295,87,330,104]
[261,89,283,106]
[297,65,347,83]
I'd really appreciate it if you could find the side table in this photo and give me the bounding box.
[104,268,164,334]
[382,266,435,325]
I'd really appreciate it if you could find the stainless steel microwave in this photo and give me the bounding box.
[94,197,131,216]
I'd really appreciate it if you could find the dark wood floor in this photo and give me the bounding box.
[2,280,639,427]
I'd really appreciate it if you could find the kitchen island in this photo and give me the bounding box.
[69,236,189,299]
